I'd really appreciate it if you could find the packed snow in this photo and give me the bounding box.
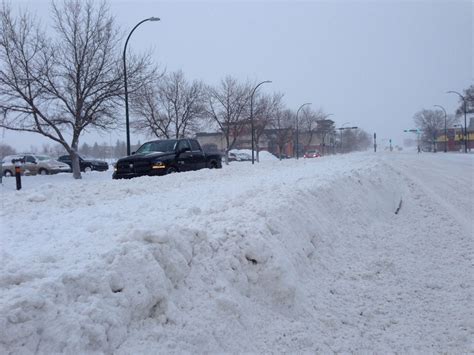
[0,152,472,353]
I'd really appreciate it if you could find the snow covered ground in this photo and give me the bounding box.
[0,152,472,353]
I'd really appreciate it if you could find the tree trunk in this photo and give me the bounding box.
[224,148,229,165]
[256,142,260,162]
[70,148,82,180]
[224,136,230,165]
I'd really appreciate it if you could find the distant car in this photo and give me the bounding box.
[57,155,109,172]
[273,153,292,159]
[228,152,252,162]
[303,150,321,158]
[1,154,71,176]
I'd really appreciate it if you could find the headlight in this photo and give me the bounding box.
[151,161,166,169]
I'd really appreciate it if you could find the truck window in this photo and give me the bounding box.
[189,140,201,151]
[177,140,191,152]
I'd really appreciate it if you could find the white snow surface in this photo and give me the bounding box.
[0,152,472,353]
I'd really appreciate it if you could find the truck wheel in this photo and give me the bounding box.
[166,166,177,174]
[209,161,218,169]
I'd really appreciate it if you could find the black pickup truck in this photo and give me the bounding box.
[113,138,222,179]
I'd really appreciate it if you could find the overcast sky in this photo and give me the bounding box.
[2,0,472,151]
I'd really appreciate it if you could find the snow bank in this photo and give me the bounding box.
[0,153,472,353]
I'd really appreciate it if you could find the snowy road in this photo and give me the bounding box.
[0,152,472,353]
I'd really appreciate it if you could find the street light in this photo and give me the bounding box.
[295,103,311,159]
[433,104,447,152]
[249,80,272,164]
[124,17,160,156]
[447,90,468,153]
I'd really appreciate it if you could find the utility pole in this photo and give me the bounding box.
[336,126,358,153]
[374,132,377,152]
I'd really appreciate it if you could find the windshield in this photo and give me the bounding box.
[36,155,52,161]
[135,140,177,155]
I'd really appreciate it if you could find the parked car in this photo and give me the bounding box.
[113,138,222,179]
[303,150,321,158]
[57,155,109,172]
[1,154,71,176]
[228,152,252,162]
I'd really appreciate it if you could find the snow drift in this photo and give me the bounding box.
[0,153,471,353]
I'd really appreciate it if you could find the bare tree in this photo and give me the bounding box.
[0,0,154,179]
[315,118,335,155]
[340,129,371,152]
[300,107,327,148]
[253,92,283,161]
[414,109,457,151]
[270,108,294,160]
[132,71,206,140]
[455,85,474,116]
[131,83,171,139]
[205,76,251,163]
[0,142,16,158]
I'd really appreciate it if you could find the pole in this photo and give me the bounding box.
[447,91,468,153]
[124,17,160,156]
[295,103,311,159]
[464,100,468,152]
[337,125,358,153]
[374,132,377,152]
[340,129,343,153]
[434,105,447,152]
[249,80,272,164]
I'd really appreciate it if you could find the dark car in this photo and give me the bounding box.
[113,138,222,179]
[58,155,109,172]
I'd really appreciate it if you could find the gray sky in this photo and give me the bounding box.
[2,0,473,151]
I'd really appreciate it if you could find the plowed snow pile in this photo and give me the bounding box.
[0,152,472,353]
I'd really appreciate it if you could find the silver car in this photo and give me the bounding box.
[1,154,71,176]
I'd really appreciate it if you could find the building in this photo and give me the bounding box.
[195,128,332,157]
[435,117,474,152]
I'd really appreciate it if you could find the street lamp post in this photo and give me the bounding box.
[123,17,160,156]
[434,104,447,152]
[295,103,311,159]
[249,80,272,164]
[447,91,468,153]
